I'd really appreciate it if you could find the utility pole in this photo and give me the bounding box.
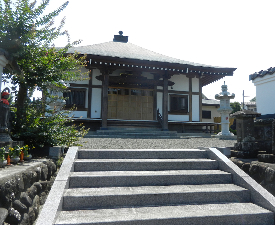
[242,90,249,110]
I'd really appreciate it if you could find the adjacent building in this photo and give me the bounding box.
[250,67,275,116]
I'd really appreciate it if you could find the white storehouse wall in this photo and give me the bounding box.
[252,74,275,115]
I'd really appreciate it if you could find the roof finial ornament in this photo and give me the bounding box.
[113,31,128,43]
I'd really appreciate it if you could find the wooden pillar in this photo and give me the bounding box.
[188,76,193,122]
[153,74,158,120]
[199,77,202,122]
[162,72,169,131]
[87,69,93,118]
[101,71,109,129]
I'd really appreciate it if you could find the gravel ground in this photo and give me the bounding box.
[78,137,237,149]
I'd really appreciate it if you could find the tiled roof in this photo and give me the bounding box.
[202,99,220,105]
[231,110,261,117]
[244,101,256,106]
[249,67,275,81]
[67,41,232,69]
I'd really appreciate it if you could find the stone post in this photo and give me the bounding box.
[231,110,261,158]
[215,82,235,136]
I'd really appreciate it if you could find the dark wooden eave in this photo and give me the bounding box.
[82,54,235,87]
[96,74,175,89]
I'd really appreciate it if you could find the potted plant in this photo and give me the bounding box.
[23,145,32,160]
[9,146,20,163]
[0,146,7,167]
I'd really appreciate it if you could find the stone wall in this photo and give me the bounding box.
[0,160,57,225]
[231,158,275,196]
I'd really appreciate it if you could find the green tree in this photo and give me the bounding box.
[250,96,256,102]
[0,0,86,128]
[230,101,241,114]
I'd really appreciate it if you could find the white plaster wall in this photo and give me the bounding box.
[169,74,189,91]
[91,88,102,118]
[192,77,199,92]
[92,69,102,85]
[192,95,200,121]
[201,105,220,122]
[253,74,275,115]
[0,55,9,93]
[66,111,87,118]
[68,67,89,85]
[157,92,163,114]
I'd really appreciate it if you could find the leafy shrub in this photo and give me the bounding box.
[11,99,89,150]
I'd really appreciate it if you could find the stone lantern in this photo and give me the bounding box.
[47,81,67,113]
[215,82,235,136]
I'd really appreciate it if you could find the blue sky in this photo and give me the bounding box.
[37,0,275,102]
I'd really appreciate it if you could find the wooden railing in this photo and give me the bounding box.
[157,109,163,127]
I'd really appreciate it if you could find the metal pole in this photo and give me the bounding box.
[242,90,249,110]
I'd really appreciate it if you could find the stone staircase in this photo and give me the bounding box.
[95,127,179,139]
[89,120,179,139]
[52,149,274,225]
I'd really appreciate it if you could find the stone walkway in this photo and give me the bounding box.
[78,137,237,149]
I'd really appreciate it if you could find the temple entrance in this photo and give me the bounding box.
[108,88,154,120]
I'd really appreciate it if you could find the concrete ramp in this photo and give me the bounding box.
[36,147,275,225]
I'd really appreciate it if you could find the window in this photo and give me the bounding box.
[202,110,211,119]
[169,95,188,113]
[63,88,86,109]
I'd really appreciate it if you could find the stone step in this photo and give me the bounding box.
[106,120,161,128]
[84,135,181,139]
[55,202,274,225]
[74,159,218,171]
[96,130,178,136]
[77,149,208,159]
[69,170,232,188]
[104,127,162,131]
[63,183,250,210]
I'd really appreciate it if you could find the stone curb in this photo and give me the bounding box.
[207,147,275,213]
[35,147,79,225]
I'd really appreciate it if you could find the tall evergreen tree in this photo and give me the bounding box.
[0,0,86,127]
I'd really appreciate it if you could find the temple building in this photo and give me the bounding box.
[65,32,236,131]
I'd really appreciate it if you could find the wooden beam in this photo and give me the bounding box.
[69,83,102,89]
[69,83,89,87]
